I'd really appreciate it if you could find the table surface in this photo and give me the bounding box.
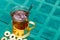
[0,0,60,40]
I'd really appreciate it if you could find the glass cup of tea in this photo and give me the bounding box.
[11,6,35,38]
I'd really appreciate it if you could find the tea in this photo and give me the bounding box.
[13,20,28,30]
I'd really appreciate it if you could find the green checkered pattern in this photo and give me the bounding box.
[0,0,60,40]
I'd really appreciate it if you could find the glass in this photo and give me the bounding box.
[11,6,35,38]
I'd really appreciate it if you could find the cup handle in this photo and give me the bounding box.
[28,21,35,31]
[22,21,35,38]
